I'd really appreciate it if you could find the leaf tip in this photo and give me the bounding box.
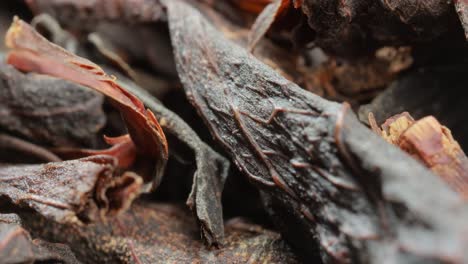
[5,16,23,49]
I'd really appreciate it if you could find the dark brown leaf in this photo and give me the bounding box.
[21,202,299,263]
[115,74,229,247]
[164,0,468,262]
[5,16,229,247]
[0,61,105,149]
[0,155,142,224]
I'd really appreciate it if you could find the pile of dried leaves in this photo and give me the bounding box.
[1,0,468,263]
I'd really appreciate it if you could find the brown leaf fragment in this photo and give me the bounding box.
[5,18,168,191]
[455,0,468,40]
[0,61,105,149]
[164,0,468,262]
[21,202,299,263]
[247,0,289,51]
[371,113,468,199]
[0,155,142,224]
[0,214,81,264]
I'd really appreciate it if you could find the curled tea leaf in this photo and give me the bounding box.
[5,18,168,190]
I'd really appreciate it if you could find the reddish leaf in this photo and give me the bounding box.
[5,18,168,190]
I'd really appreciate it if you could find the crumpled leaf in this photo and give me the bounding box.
[0,61,105,149]
[5,18,168,191]
[164,0,468,262]
[0,214,81,264]
[0,155,142,224]
[20,201,299,263]
[11,9,230,246]
[115,75,230,247]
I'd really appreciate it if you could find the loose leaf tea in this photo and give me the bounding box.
[1,0,468,263]
[164,0,468,262]
[0,155,142,224]
[5,18,168,190]
[4,16,228,247]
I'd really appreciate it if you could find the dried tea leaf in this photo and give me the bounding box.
[247,0,288,51]
[5,18,168,190]
[115,75,229,247]
[21,202,299,263]
[5,16,228,246]
[0,214,81,264]
[164,1,468,262]
[0,61,105,148]
[0,155,142,224]
[371,113,468,199]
